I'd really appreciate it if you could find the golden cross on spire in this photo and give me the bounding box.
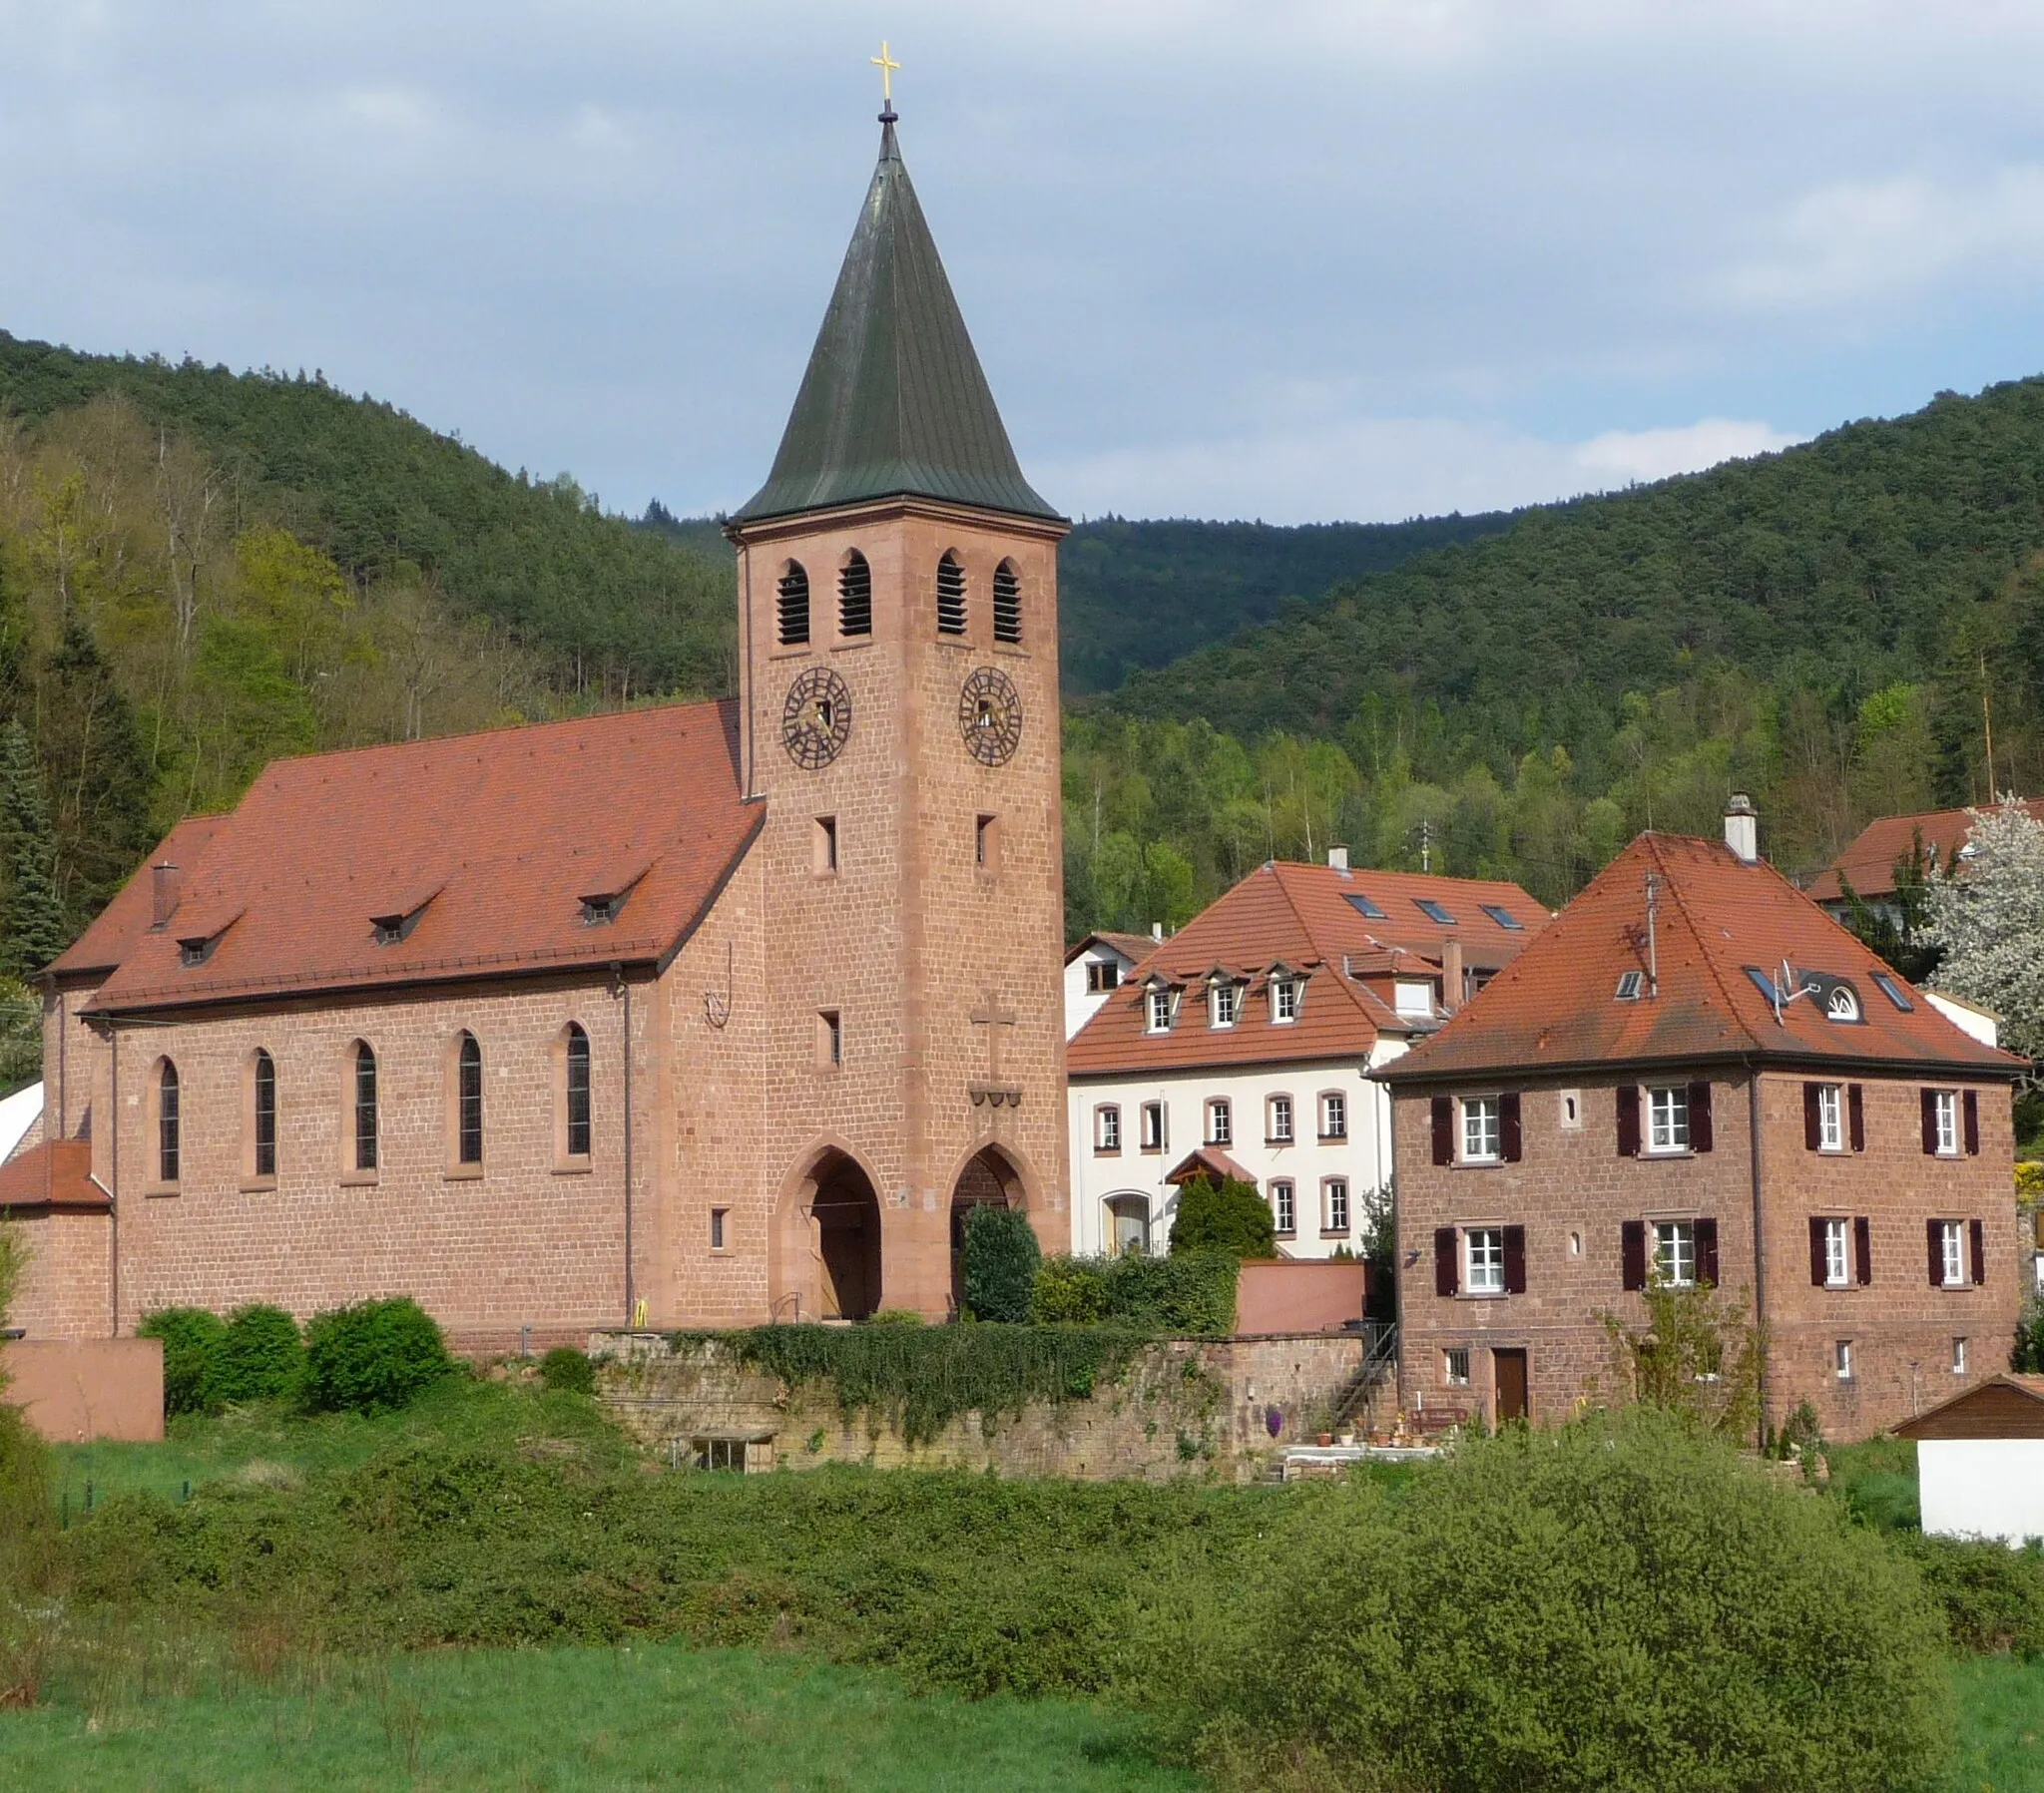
[870,40,901,105]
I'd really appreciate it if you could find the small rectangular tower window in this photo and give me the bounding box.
[776,562,810,646]
[711,1208,729,1251]
[818,1010,842,1069]
[936,552,967,635]
[976,814,999,871]
[838,552,872,637]
[813,815,838,875]
[992,561,1022,643]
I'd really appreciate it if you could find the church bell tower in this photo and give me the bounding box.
[727,94,1071,1319]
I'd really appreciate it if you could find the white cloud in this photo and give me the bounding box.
[1039,415,1798,525]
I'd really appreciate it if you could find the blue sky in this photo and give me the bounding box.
[2,2,2041,524]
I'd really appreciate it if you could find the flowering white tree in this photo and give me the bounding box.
[1922,798,2044,1069]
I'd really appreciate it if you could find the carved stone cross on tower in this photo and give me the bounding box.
[969,993,1021,1108]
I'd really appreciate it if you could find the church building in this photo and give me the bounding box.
[7,103,1071,1349]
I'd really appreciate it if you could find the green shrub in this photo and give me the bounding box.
[538,1346,596,1396]
[1183,1410,1955,1793]
[1032,1256,1111,1324]
[137,1307,229,1416]
[1032,1252,1238,1335]
[960,1205,1040,1324]
[1898,1534,2044,1655]
[303,1298,450,1415]
[201,1305,304,1409]
[865,1309,925,1327]
[1168,1177,1274,1259]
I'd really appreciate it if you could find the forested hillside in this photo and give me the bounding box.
[1063,378,2044,939]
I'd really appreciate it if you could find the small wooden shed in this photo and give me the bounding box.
[1893,1374,2044,1544]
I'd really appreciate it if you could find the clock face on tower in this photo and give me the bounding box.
[781,667,852,769]
[959,667,1023,766]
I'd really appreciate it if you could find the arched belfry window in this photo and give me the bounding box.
[776,562,810,647]
[993,560,1022,644]
[936,552,967,636]
[158,1060,181,1183]
[457,1033,483,1165]
[565,1023,592,1158]
[352,1042,378,1172]
[838,551,872,637]
[253,1049,277,1178]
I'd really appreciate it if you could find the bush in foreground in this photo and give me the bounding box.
[137,1307,228,1416]
[538,1346,596,1396]
[1168,1177,1274,1259]
[1033,1252,1239,1335]
[201,1305,304,1410]
[960,1204,1040,1323]
[1182,1410,1955,1793]
[304,1298,451,1415]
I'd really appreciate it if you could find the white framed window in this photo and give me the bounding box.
[1444,1347,1470,1386]
[1461,1096,1501,1164]
[1816,1083,1844,1151]
[1268,1095,1293,1143]
[1559,1090,1583,1130]
[1272,1179,1296,1235]
[1324,1178,1350,1233]
[1272,978,1299,1024]
[1654,1220,1697,1287]
[1940,1219,1965,1288]
[1140,1101,1165,1152]
[1095,1106,1121,1152]
[1934,1090,1959,1156]
[1210,982,1240,1029]
[1834,1339,1854,1382]
[1823,1216,1850,1288]
[1320,1092,1347,1140]
[1466,1227,1505,1294]
[1146,988,1174,1034]
[1394,980,1433,1018]
[1952,1337,1969,1376]
[1647,1086,1690,1154]
[1208,1099,1233,1145]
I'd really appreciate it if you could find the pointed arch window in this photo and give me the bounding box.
[565,1023,592,1158]
[936,552,967,635]
[992,560,1022,644]
[352,1042,378,1172]
[838,551,872,637]
[158,1060,181,1184]
[456,1033,483,1166]
[776,562,810,647]
[253,1049,277,1178]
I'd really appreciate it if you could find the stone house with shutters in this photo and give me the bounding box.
[8,102,1073,1349]
[1380,801,2024,1443]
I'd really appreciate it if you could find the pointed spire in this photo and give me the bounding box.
[734,115,1059,526]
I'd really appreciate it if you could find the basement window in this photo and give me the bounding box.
[690,1437,748,1473]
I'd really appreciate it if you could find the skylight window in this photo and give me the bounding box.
[1479,903,1523,931]
[1871,971,1914,1012]
[1614,971,1644,1002]
[1414,898,1456,924]
[1743,966,1785,1013]
[1345,892,1385,920]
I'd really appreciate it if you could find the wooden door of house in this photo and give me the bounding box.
[1493,1349,1528,1425]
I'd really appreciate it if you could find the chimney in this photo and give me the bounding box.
[1443,936,1464,1014]
[1724,793,1759,864]
[1327,845,1349,872]
[150,862,182,929]
[1151,921,1164,943]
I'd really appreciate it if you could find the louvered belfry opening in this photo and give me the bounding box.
[776,562,810,646]
[838,551,873,636]
[936,551,967,635]
[992,560,1022,643]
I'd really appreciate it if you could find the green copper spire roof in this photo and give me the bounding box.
[733,115,1059,525]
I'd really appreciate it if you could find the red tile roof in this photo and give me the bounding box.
[1166,1146,1257,1186]
[1064,931,1156,967]
[77,701,760,1016]
[1067,861,1550,1076]
[49,814,228,980]
[1804,801,2044,904]
[0,1139,106,1213]
[1380,831,2024,1085]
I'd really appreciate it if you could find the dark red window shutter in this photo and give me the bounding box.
[1809,1216,1828,1287]
[1964,1091,1980,1156]
[1616,1085,1641,1157]
[1434,1226,1458,1297]
[1503,1225,1527,1295]
[1926,1218,1943,1287]
[1853,1215,1871,1286]
[1431,1096,1453,1166]
[1500,1092,1523,1162]
[1621,1219,1647,1291]
[1688,1082,1714,1153]
[1847,1084,1865,1153]
[1920,1089,1938,1155]
[1970,1217,1987,1284]
[1696,1217,1720,1287]
[1802,1083,1821,1151]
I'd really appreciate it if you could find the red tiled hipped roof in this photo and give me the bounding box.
[1804,801,2044,904]
[1067,860,1550,1076]
[80,701,759,1016]
[49,813,228,980]
[1380,832,2024,1085]
[1166,1146,1258,1186]
[0,1139,106,1213]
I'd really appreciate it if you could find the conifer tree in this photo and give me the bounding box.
[0,721,68,978]
[38,613,152,930]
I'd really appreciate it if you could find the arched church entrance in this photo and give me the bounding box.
[772,1147,883,1323]
[949,1144,1026,1311]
